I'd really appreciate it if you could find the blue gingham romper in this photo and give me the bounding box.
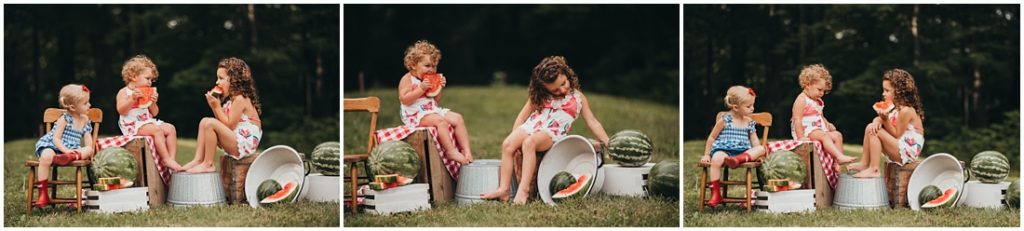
[709,113,756,156]
[35,113,92,156]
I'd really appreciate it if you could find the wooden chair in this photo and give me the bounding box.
[343,97,379,213]
[25,108,102,213]
[697,112,771,212]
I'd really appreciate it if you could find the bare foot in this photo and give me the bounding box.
[447,150,470,165]
[162,158,185,172]
[835,155,858,164]
[180,160,199,170]
[185,163,216,173]
[833,163,842,173]
[512,191,529,205]
[463,149,474,163]
[480,189,509,202]
[852,168,881,178]
[847,162,866,172]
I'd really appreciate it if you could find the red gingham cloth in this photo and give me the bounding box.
[96,136,170,185]
[374,126,461,181]
[767,140,837,189]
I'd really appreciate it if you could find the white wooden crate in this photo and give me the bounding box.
[84,187,149,213]
[363,183,430,215]
[754,189,816,213]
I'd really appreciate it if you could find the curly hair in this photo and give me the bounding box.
[883,68,924,119]
[121,55,159,85]
[403,40,442,73]
[724,85,756,109]
[799,64,832,92]
[528,56,580,111]
[217,57,262,115]
[58,84,90,109]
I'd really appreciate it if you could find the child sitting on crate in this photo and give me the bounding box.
[790,64,857,172]
[32,84,96,208]
[701,85,766,207]
[847,69,925,178]
[181,57,263,173]
[116,55,183,171]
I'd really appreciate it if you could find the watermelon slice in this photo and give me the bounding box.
[768,179,800,192]
[210,86,224,98]
[422,73,444,97]
[552,174,592,201]
[872,99,894,113]
[135,87,156,108]
[259,181,299,204]
[921,187,958,209]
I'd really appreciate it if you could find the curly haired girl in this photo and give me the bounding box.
[397,40,474,164]
[791,64,857,172]
[849,68,925,178]
[183,57,263,173]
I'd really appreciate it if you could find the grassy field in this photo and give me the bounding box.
[682,140,1021,227]
[4,139,340,227]
[343,86,680,227]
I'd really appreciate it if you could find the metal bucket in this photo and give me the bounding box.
[244,145,308,208]
[455,159,501,205]
[907,153,967,211]
[167,172,226,207]
[599,163,654,197]
[833,174,889,210]
[537,135,599,206]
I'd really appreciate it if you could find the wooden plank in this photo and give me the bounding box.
[425,133,454,204]
[140,141,166,206]
[810,147,833,208]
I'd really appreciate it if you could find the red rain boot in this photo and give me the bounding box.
[707,180,723,207]
[33,180,50,208]
[53,153,81,166]
[724,152,752,169]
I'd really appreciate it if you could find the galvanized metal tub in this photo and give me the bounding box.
[455,159,501,205]
[167,172,226,207]
[833,174,889,210]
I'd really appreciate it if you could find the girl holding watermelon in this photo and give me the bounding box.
[480,56,610,204]
[182,57,263,173]
[116,55,184,171]
[848,69,925,178]
[790,64,858,172]
[397,40,475,164]
[700,85,766,207]
[33,84,96,207]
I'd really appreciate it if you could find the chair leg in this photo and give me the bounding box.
[349,163,359,213]
[722,168,729,198]
[76,167,83,213]
[698,166,707,211]
[746,168,753,212]
[26,166,35,213]
[755,166,767,191]
[49,167,58,203]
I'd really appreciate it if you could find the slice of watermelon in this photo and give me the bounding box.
[921,187,958,209]
[552,174,592,201]
[210,86,224,98]
[872,99,894,113]
[260,181,299,204]
[422,73,444,97]
[135,87,157,108]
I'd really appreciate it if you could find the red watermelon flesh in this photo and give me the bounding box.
[422,73,444,97]
[135,87,156,108]
[872,99,894,113]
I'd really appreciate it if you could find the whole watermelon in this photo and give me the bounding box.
[608,130,653,167]
[1007,180,1019,209]
[311,141,341,175]
[91,147,138,187]
[970,151,1009,184]
[549,171,577,194]
[257,179,282,201]
[763,150,805,188]
[369,141,420,179]
[647,160,679,200]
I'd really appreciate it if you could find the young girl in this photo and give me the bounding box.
[116,55,183,171]
[33,84,95,207]
[397,40,474,164]
[790,64,857,171]
[700,86,766,207]
[181,57,263,173]
[480,56,610,204]
[848,69,925,178]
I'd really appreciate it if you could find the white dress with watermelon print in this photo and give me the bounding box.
[400,75,450,127]
[223,100,263,159]
[518,90,583,142]
[118,88,164,137]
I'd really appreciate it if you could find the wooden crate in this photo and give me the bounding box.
[403,130,455,205]
[885,160,921,208]
[803,143,834,208]
[125,138,166,206]
[221,154,258,205]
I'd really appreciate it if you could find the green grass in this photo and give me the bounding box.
[682,140,1020,227]
[344,86,679,227]
[4,139,340,227]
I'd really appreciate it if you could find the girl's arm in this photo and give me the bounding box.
[749,127,762,148]
[882,107,916,136]
[149,91,160,116]
[79,131,95,156]
[791,95,807,140]
[704,117,726,156]
[115,88,135,115]
[511,100,534,131]
[214,96,249,130]
[51,118,71,154]
[578,93,610,145]
[398,75,427,105]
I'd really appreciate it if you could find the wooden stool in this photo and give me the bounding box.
[221,154,259,205]
[512,150,546,200]
[404,130,455,204]
[885,160,921,208]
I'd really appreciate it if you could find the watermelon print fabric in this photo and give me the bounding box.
[518,91,582,142]
[400,76,450,127]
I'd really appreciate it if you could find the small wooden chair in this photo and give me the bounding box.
[343,97,379,213]
[697,112,771,212]
[25,108,102,213]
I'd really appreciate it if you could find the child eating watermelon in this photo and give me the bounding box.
[181,57,263,173]
[848,68,925,178]
[116,55,184,171]
[397,40,474,164]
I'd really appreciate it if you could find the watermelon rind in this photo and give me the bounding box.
[369,141,421,179]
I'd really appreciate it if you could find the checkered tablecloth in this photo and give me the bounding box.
[767,139,837,189]
[96,136,170,185]
[374,126,461,181]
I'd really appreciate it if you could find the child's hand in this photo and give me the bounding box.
[827,122,836,131]
[151,91,159,103]
[419,79,433,91]
[866,120,882,136]
[205,91,221,108]
[700,154,711,164]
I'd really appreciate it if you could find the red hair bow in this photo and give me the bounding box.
[81,85,90,93]
[748,87,756,97]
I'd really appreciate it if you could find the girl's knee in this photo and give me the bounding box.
[446,113,464,124]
